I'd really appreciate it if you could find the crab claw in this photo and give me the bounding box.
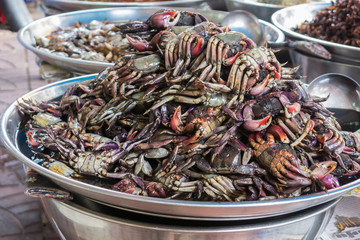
[26,130,42,148]
[278,94,301,118]
[147,10,180,30]
[320,174,340,189]
[243,115,272,132]
[191,38,205,57]
[171,106,183,134]
[311,161,339,189]
[126,35,153,52]
[249,74,270,96]
[225,52,239,66]
[267,125,290,143]
[145,182,167,198]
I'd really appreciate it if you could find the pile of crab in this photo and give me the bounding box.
[20,9,360,201]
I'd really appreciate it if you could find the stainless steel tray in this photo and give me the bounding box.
[271,2,360,63]
[41,194,339,240]
[1,75,359,220]
[41,0,206,12]
[18,7,284,74]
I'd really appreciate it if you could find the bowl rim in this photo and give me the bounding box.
[271,2,360,55]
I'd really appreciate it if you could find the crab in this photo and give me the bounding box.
[249,131,339,191]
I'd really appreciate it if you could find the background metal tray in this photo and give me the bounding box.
[271,2,360,63]
[1,75,359,220]
[18,7,284,74]
[40,0,206,11]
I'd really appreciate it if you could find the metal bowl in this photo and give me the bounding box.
[225,0,282,22]
[40,0,206,12]
[1,74,360,221]
[18,7,284,74]
[41,193,339,240]
[290,50,360,85]
[206,0,227,11]
[271,2,360,63]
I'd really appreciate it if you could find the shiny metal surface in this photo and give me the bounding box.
[308,73,360,112]
[206,0,227,11]
[1,75,360,220]
[221,10,330,59]
[17,7,284,74]
[225,0,282,22]
[271,2,360,62]
[221,10,265,45]
[41,0,206,11]
[290,50,360,85]
[41,194,339,240]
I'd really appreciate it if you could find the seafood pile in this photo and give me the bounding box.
[35,10,207,63]
[295,0,360,47]
[20,9,360,201]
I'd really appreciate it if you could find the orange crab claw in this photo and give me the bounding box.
[286,102,301,114]
[26,131,41,148]
[274,71,281,79]
[267,125,290,143]
[171,106,183,134]
[191,38,205,57]
[225,52,239,66]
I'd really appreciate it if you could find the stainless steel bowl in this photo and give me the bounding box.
[17,7,284,74]
[40,0,207,12]
[225,0,282,22]
[290,50,360,84]
[41,193,340,240]
[271,2,360,62]
[206,0,227,11]
[1,74,360,221]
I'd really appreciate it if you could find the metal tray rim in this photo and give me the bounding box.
[226,0,283,8]
[42,0,206,8]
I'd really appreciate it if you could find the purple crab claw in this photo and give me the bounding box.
[126,35,153,52]
[147,10,180,30]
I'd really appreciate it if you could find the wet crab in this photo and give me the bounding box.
[165,22,227,76]
[249,131,340,191]
[193,31,257,83]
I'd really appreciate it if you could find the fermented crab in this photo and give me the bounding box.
[249,131,339,191]
[165,22,226,75]
[226,47,293,102]
[118,9,208,34]
[193,31,257,83]
[145,85,229,114]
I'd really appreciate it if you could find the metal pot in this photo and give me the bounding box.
[290,50,360,84]
[41,194,340,240]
